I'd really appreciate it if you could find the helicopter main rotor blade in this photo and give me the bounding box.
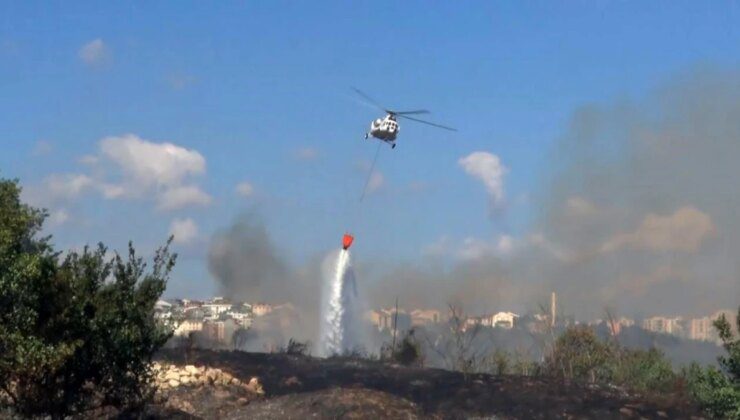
[398,115,457,132]
[392,109,430,116]
[351,87,387,113]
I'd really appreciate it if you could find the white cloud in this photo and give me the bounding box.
[367,171,384,194]
[78,154,99,165]
[32,140,53,156]
[47,208,70,226]
[601,206,715,254]
[98,182,126,199]
[422,236,453,257]
[458,235,516,260]
[565,196,599,217]
[78,39,108,66]
[38,134,210,212]
[293,147,319,161]
[235,182,254,197]
[424,234,517,261]
[43,173,95,199]
[458,237,496,261]
[169,218,199,245]
[99,134,206,189]
[166,73,196,90]
[528,233,574,262]
[496,235,515,255]
[458,151,507,208]
[156,185,211,211]
[94,134,211,211]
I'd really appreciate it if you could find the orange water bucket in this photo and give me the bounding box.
[342,233,354,250]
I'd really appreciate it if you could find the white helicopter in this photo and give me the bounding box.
[353,88,456,149]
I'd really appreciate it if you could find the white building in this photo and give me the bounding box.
[174,319,203,336]
[688,310,737,343]
[643,316,685,336]
[202,300,233,317]
[410,309,442,326]
[226,309,253,327]
[252,303,274,316]
[490,311,519,329]
[203,319,238,344]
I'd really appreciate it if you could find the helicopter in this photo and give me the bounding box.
[353,88,456,149]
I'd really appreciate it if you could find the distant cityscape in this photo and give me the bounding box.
[155,292,736,349]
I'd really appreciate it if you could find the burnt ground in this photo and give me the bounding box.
[155,349,703,420]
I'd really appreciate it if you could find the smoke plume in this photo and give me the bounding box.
[208,213,323,345]
[367,68,740,319]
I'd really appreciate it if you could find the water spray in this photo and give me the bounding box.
[319,248,357,356]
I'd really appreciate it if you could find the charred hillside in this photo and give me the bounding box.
[154,349,702,419]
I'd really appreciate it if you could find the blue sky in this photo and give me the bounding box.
[2,1,739,299]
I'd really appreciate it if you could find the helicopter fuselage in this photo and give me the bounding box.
[366,114,400,145]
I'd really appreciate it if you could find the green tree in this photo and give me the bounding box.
[687,308,740,419]
[0,178,175,418]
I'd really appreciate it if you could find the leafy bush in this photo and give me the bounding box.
[0,178,175,417]
[385,329,423,366]
[686,308,740,419]
[282,338,311,356]
[612,348,677,393]
[545,325,615,383]
[543,325,678,393]
[479,348,511,375]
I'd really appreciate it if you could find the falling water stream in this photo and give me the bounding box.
[319,249,358,356]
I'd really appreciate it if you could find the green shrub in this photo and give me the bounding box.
[394,330,423,366]
[545,325,615,383]
[613,348,677,393]
[0,178,175,418]
[543,325,679,393]
[382,329,423,366]
[479,348,511,375]
[282,338,311,356]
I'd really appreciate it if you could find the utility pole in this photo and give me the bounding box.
[551,291,557,327]
[391,296,399,356]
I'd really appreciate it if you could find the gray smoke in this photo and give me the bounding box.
[208,212,323,346]
[527,67,740,318]
[367,67,740,320]
[208,213,288,302]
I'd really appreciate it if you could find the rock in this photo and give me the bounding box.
[164,371,180,382]
[168,379,180,388]
[656,411,668,418]
[231,378,241,385]
[180,375,191,385]
[283,376,302,387]
[619,407,634,417]
[247,377,265,395]
[213,388,231,400]
[409,379,428,388]
[237,397,249,406]
[185,364,199,375]
[177,400,195,414]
